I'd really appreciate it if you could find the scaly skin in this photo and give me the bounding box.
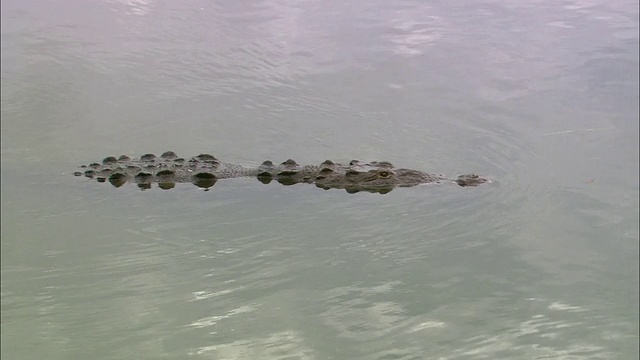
[75,151,488,193]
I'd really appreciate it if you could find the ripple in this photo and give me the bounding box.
[192,330,314,359]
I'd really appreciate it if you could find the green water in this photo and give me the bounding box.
[1,0,638,359]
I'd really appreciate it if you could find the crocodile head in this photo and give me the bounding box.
[314,161,437,194]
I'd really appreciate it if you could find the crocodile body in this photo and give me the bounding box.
[75,151,488,194]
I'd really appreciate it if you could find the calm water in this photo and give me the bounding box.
[1,0,638,359]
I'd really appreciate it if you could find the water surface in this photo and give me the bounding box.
[1,0,638,359]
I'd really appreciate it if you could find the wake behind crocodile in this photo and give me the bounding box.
[75,151,488,194]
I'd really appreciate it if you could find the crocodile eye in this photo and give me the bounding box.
[379,171,390,178]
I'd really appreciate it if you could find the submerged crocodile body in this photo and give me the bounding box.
[75,151,488,194]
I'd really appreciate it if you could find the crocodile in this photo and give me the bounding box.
[74,151,488,194]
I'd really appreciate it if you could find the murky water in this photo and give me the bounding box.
[1,0,638,359]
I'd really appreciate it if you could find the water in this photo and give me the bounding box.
[1,0,638,359]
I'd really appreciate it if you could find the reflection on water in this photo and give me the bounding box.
[1,0,638,359]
